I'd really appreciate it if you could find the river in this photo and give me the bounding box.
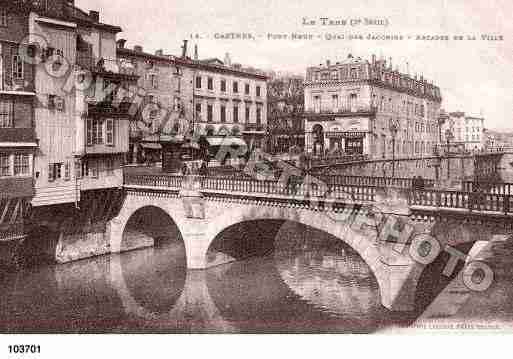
[1,224,419,333]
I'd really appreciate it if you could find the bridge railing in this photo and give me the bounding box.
[410,189,512,214]
[462,181,513,195]
[319,175,436,189]
[124,173,378,202]
[124,173,513,215]
[124,174,183,188]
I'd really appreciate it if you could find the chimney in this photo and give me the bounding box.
[181,40,188,58]
[116,39,126,49]
[389,57,392,70]
[224,52,231,66]
[326,60,331,67]
[89,10,99,22]
[134,45,143,53]
[371,54,376,65]
[155,49,163,56]
[194,44,198,60]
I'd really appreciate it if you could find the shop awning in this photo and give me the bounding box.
[206,137,247,147]
[140,143,162,150]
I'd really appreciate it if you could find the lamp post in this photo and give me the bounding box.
[437,112,449,153]
[389,118,399,178]
[445,128,454,179]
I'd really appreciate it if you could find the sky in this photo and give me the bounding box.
[76,0,513,130]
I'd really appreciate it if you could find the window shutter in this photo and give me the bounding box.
[86,119,93,146]
[106,119,114,145]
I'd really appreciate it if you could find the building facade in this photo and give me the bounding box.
[116,43,194,164]
[117,44,268,166]
[0,2,37,243]
[189,54,268,153]
[303,54,442,159]
[442,111,485,151]
[28,0,137,207]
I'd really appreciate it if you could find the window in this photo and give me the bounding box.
[314,95,321,113]
[0,99,13,127]
[245,106,250,123]
[332,94,339,111]
[350,68,357,79]
[93,119,103,145]
[0,155,10,176]
[220,105,226,123]
[195,103,201,116]
[207,104,213,122]
[105,119,114,146]
[207,77,213,90]
[0,10,7,27]
[245,83,250,95]
[256,86,261,97]
[64,161,70,180]
[349,94,357,112]
[106,158,114,176]
[195,76,202,89]
[149,74,158,89]
[48,162,61,181]
[220,79,226,92]
[90,160,99,178]
[12,55,23,80]
[86,119,104,145]
[233,106,239,123]
[233,81,238,93]
[175,75,181,93]
[256,107,261,125]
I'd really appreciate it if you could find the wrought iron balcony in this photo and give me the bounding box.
[76,56,139,82]
[304,105,377,116]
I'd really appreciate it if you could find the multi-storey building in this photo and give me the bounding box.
[189,53,268,152]
[303,54,442,159]
[116,42,194,164]
[117,43,268,165]
[0,2,37,243]
[27,0,138,207]
[442,111,485,151]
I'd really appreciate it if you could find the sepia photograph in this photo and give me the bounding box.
[0,0,512,353]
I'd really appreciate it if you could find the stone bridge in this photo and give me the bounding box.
[98,173,513,312]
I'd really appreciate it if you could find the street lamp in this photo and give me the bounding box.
[389,118,399,178]
[445,128,454,179]
[437,111,449,153]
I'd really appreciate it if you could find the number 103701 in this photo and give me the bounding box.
[8,345,41,354]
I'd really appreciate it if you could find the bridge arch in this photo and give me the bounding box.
[108,194,187,255]
[200,204,420,310]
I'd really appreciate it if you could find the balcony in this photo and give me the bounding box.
[0,128,37,144]
[304,105,377,118]
[87,101,132,118]
[76,56,139,82]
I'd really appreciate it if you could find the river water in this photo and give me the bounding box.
[0,224,419,333]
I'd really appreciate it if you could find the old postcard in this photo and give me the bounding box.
[0,0,512,354]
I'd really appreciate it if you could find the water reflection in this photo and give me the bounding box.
[1,226,413,333]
